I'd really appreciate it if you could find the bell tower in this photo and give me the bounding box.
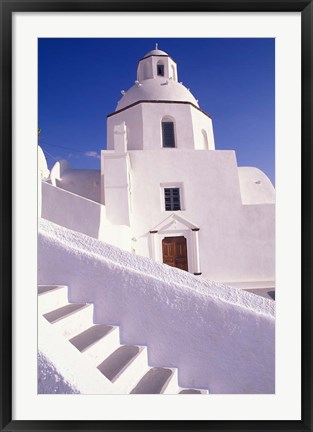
[137,45,178,82]
[106,46,215,152]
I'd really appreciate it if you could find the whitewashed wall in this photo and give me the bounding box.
[104,148,275,283]
[38,219,275,394]
[38,146,50,217]
[41,181,131,251]
[238,167,276,204]
[107,103,215,151]
[56,169,101,203]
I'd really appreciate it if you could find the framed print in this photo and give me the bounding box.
[1,0,312,431]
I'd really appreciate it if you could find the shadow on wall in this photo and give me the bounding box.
[41,181,104,239]
[268,290,275,300]
[38,219,275,394]
[55,170,101,204]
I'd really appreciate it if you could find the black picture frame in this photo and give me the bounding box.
[1,0,312,431]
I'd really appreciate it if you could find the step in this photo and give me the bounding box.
[161,368,181,394]
[38,314,115,395]
[43,303,94,339]
[38,287,209,395]
[69,324,114,352]
[163,370,209,394]
[130,367,173,394]
[179,389,204,394]
[80,326,121,366]
[38,285,67,295]
[110,346,150,394]
[97,345,144,384]
[38,285,68,314]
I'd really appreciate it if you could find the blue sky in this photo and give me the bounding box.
[38,38,275,184]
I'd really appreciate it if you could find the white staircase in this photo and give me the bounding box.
[38,285,209,395]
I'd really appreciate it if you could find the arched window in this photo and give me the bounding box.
[162,117,176,148]
[157,61,165,76]
[201,129,209,149]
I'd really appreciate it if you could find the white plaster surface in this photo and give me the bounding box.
[38,313,116,394]
[117,48,198,111]
[56,169,101,203]
[50,160,70,186]
[137,51,178,83]
[38,352,80,394]
[38,146,50,218]
[41,181,131,250]
[116,78,198,111]
[101,148,275,282]
[38,146,50,180]
[107,103,214,151]
[38,218,275,394]
[238,167,275,204]
[102,49,274,284]
[101,152,131,226]
[143,49,169,57]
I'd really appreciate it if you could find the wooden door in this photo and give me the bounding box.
[162,236,188,271]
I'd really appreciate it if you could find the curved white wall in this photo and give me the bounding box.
[137,55,178,82]
[38,219,275,394]
[114,149,275,282]
[238,167,275,204]
[38,146,50,217]
[107,103,215,151]
[50,160,70,186]
[38,146,50,180]
[190,108,215,150]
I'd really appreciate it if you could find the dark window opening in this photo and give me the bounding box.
[162,121,175,148]
[164,188,181,211]
[157,64,165,76]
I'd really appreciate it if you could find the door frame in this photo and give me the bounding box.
[149,213,202,275]
[162,235,189,271]
[155,229,194,273]
[158,230,194,273]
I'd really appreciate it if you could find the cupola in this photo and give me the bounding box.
[115,45,199,111]
[137,45,178,82]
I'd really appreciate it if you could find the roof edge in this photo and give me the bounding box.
[140,54,177,64]
[107,100,212,119]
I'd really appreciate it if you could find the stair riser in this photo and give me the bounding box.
[38,315,118,395]
[113,348,150,394]
[51,305,94,339]
[38,285,67,292]
[38,285,209,394]
[162,369,180,394]
[38,287,69,314]
[81,327,121,366]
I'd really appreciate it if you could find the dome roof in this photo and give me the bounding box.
[116,78,199,111]
[143,49,169,58]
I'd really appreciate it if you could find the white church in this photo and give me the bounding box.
[40,46,275,287]
[37,47,276,395]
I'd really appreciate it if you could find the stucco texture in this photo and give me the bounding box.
[38,219,275,394]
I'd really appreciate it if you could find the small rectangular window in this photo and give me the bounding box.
[164,188,181,211]
[162,122,175,148]
[157,64,164,76]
